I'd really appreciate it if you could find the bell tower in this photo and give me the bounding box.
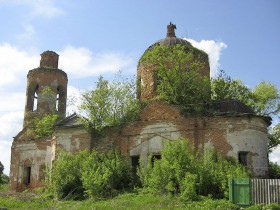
[23,51,68,127]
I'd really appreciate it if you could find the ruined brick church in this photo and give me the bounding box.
[10,23,270,191]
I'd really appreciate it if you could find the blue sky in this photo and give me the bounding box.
[0,0,279,175]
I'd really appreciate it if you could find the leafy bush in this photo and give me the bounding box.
[33,114,58,139]
[48,149,133,200]
[48,150,87,199]
[138,139,249,200]
[247,203,280,210]
[81,149,132,199]
[196,149,249,199]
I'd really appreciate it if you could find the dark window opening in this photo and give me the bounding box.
[131,156,140,168]
[151,154,161,167]
[25,166,31,185]
[56,86,65,113]
[238,151,248,166]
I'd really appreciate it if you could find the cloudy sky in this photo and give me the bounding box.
[0,0,279,175]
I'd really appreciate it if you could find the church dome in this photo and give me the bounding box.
[137,23,210,101]
[145,22,193,51]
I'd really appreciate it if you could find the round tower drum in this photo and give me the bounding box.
[23,51,68,127]
[137,23,210,101]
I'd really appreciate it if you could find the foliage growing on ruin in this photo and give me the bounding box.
[30,114,59,139]
[211,70,254,105]
[48,149,133,200]
[211,70,280,117]
[211,71,280,151]
[138,140,249,200]
[139,45,211,115]
[79,73,143,131]
[139,43,208,65]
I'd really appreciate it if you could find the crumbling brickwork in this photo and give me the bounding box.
[96,100,269,177]
[23,51,67,127]
[10,24,270,192]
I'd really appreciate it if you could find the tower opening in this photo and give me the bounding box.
[56,92,59,111]
[32,85,39,111]
[56,86,66,113]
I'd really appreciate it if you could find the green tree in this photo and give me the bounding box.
[140,45,211,115]
[268,123,280,152]
[0,161,4,185]
[268,161,280,179]
[211,71,280,151]
[79,73,142,131]
[252,81,280,116]
[211,70,253,105]
[0,161,8,186]
[211,71,280,116]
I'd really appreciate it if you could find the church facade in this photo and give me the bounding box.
[10,24,270,192]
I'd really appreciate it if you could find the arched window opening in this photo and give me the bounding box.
[56,86,66,113]
[151,154,161,167]
[130,155,140,174]
[238,151,249,167]
[56,92,60,111]
[32,85,39,111]
[24,166,31,185]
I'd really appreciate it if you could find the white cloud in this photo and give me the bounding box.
[0,140,12,175]
[0,92,25,112]
[16,24,36,42]
[0,43,39,87]
[66,85,82,116]
[59,46,135,78]
[270,147,280,164]
[10,0,65,19]
[30,0,64,19]
[0,112,23,137]
[185,38,227,77]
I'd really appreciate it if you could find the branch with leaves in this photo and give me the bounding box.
[79,73,142,131]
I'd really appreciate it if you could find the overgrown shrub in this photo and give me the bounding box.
[48,149,133,200]
[48,150,87,199]
[138,139,249,200]
[81,149,132,199]
[196,149,249,199]
[247,203,280,210]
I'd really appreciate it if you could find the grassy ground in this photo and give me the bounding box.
[0,185,279,210]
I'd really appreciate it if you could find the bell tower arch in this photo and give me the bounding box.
[23,51,68,127]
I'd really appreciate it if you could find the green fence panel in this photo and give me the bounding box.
[229,178,251,207]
